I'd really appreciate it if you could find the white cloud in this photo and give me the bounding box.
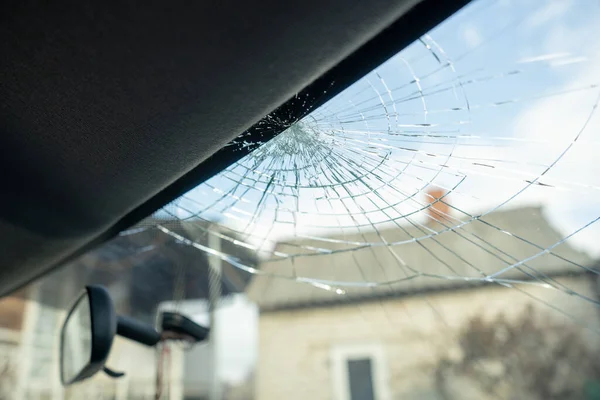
[462,25,483,49]
[525,0,573,31]
[449,28,600,256]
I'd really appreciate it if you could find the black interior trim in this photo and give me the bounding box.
[12,0,472,291]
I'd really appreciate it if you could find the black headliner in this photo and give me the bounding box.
[0,0,469,296]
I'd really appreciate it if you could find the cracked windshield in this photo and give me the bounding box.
[2,1,600,399]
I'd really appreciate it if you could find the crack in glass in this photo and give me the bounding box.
[128,26,600,326]
[9,1,600,398]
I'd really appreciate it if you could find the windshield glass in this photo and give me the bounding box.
[2,0,600,399]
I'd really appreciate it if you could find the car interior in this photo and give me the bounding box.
[2,0,600,399]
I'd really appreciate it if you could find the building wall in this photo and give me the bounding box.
[0,294,27,398]
[62,336,185,400]
[0,327,20,399]
[0,295,27,331]
[254,276,600,400]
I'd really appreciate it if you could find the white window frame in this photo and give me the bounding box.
[331,343,390,400]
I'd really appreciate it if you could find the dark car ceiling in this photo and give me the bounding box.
[0,0,468,296]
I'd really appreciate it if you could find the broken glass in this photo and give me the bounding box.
[3,0,600,399]
[144,0,600,318]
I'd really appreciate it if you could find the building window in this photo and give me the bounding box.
[331,344,389,400]
[347,358,375,400]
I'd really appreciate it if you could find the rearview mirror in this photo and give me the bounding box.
[60,284,206,386]
[60,285,117,385]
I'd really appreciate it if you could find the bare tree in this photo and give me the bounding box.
[435,305,600,400]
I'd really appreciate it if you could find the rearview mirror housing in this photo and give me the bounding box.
[60,285,117,385]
